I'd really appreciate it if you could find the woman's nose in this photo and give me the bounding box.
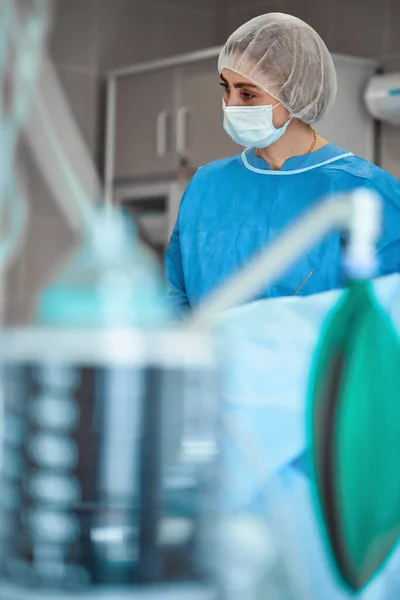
[226,95,242,107]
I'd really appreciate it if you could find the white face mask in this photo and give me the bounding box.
[222,99,291,148]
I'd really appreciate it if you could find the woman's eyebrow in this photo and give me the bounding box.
[219,75,258,89]
[233,82,258,89]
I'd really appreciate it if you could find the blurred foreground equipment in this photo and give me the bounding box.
[0,209,220,599]
[309,193,400,592]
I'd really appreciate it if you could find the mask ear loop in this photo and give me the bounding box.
[271,102,293,132]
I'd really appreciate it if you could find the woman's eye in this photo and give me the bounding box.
[242,91,257,99]
[219,83,229,92]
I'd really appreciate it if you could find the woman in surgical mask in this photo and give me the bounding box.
[165,13,400,315]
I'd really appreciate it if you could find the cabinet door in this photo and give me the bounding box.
[179,60,240,169]
[114,70,177,179]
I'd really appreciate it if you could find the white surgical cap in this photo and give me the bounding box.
[218,13,337,124]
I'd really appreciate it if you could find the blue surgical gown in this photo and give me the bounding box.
[165,144,400,313]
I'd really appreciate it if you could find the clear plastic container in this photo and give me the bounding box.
[34,208,169,329]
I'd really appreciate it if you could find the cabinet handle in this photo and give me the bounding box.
[157,110,169,157]
[176,106,189,156]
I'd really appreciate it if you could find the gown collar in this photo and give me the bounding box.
[242,144,354,175]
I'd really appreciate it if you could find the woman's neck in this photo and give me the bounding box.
[257,119,328,170]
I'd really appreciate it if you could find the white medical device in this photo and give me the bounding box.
[365,73,400,125]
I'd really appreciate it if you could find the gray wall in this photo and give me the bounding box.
[219,0,396,58]
[5,0,400,324]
